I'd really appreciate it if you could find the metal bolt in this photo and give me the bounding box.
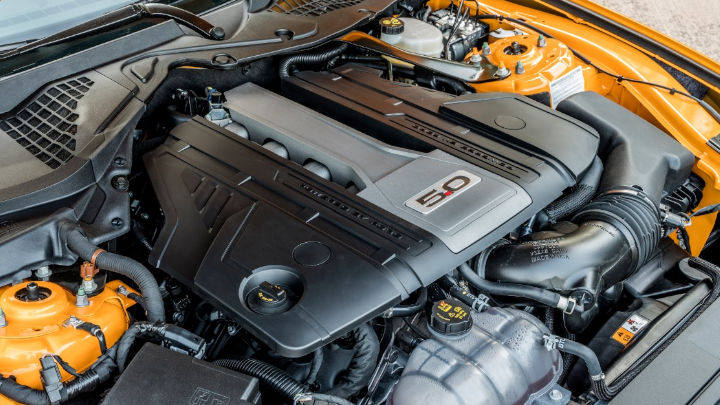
[116,285,128,296]
[111,176,130,192]
[82,278,97,294]
[0,307,7,327]
[35,266,52,281]
[496,62,511,78]
[481,41,491,55]
[469,48,483,66]
[538,34,547,48]
[515,61,525,74]
[549,389,563,401]
[76,287,89,307]
[111,217,124,228]
[114,157,127,167]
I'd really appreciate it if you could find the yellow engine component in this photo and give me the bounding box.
[0,280,136,405]
[465,34,602,105]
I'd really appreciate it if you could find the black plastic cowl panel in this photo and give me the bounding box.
[0,71,143,285]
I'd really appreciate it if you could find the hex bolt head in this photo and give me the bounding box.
[111,176,130,192]
[35,266,52,281]
[111,217,124,228]
[549,389,563,401]
[76,287,89,307]
[481,41,491,55]
[538,34,547,48]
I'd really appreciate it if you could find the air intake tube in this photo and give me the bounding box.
[483,92,695,332]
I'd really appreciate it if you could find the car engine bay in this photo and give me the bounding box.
[1,0,720,404]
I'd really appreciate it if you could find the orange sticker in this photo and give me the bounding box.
[612,327,634,346]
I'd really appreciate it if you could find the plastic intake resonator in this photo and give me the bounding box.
[484,92,695,332]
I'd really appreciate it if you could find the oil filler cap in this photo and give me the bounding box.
[247,281,290,315]
[379,17,404,35]
[429,298,472,336]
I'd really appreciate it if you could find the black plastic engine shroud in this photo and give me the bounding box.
[145,71,599,356]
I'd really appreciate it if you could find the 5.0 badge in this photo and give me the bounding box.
[405,170,481,214]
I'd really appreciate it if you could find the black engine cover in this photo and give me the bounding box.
[146,118,439,357]
[145,71,598,356]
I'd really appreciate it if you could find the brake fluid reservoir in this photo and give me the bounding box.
[379,17,444,58]
[0,280,135,404]
[389,301,562,405]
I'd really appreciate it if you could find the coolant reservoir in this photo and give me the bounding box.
[389,301,563,405]
[379,17,444,58]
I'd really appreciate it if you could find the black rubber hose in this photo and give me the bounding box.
[539,157,603,225]
[305,349,324,384]
[127,292,148,313]
[279,43,348,79]
[114,322,173,372]
[431,75,473,95]
[66,228,165,322]
[441,275,490,310]
[383,288,427,317]
[0,350,118,405]
[0,379,50,405]
[64,352,116,398]
[459,262,565,309]
[214,358,305,400]
[325,323,380,398]
[550,337,604,377]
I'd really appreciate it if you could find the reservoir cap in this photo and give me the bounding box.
[380,17,405,35]
[429,298,473,336]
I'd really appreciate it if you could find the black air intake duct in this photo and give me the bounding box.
[483,92,695,331]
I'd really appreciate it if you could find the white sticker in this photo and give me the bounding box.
[621,314,649,334]
[549,66,585,108]
[405,170,481,214]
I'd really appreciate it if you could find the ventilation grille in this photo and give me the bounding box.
[270,0,363,16]
[0,76,93,169]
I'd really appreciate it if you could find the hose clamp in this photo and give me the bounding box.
[557,296,577,314]
[471,294,490,312]
[590,373,606,381]
[542,334,565,351]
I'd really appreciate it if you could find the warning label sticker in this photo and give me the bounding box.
[549,66,585,108]
[611,314,650,347]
